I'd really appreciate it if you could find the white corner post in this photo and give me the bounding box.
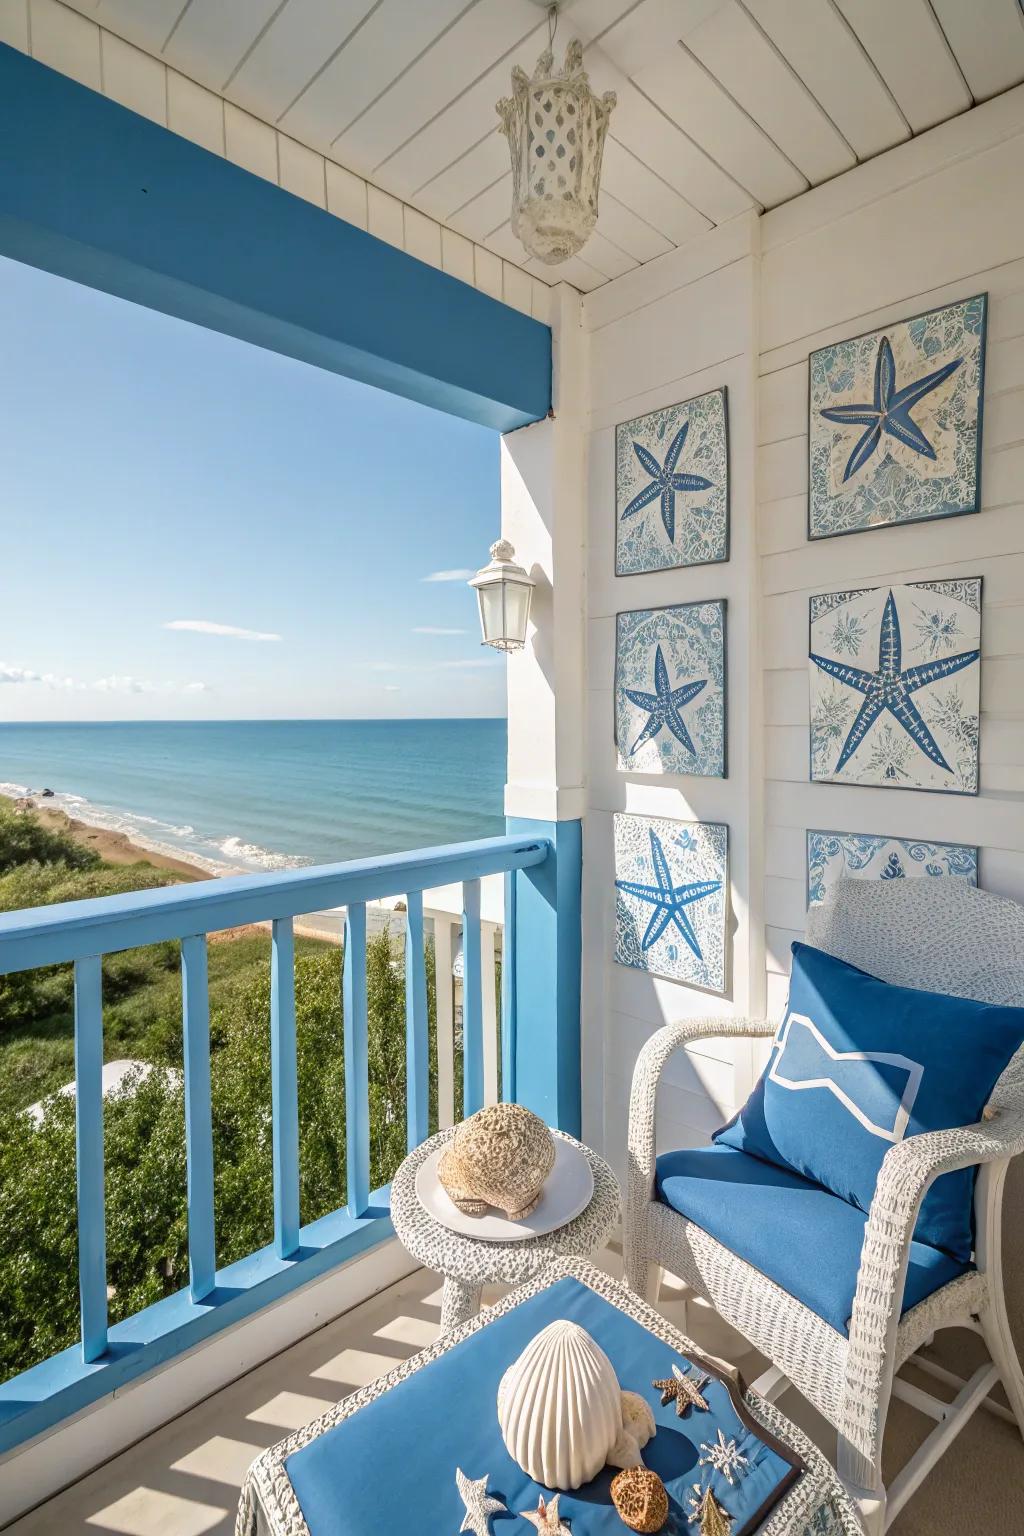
[501,284,588,1134]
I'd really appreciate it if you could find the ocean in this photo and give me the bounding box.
[0,719,507,873]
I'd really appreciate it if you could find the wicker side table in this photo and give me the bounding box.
[390,1127,620,1330]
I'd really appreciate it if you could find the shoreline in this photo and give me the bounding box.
[1,793,212,882]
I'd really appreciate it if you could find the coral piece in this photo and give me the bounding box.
[653,1362,710,1416]
[519,1494,572,1535]
[610,1467,669,1533]
[455,1468,507,1536]
[497,1319,622,1490]
[608,1390,657,1468]
[438,1103,555,1219]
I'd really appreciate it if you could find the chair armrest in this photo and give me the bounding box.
[843,1100,1024,1463]
[623,1017,775,1254]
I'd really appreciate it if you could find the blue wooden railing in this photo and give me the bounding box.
[0,831,551,1448]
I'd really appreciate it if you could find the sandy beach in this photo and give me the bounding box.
[1,793,210,882]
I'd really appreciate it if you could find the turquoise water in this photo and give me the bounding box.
[0,720,507,872]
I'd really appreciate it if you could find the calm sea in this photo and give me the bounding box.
[0,720,507,872]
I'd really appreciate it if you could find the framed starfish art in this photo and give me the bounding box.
[808,294,987,540]
[614,813,729,992]
[808,578,982,794]
[615,601,727,778]
[806,829,979,907]
[615,387,729,575]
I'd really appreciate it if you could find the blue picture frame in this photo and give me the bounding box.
[806,830,979,907]
[614,813,729,993]
[615,601,727,778]
[615,387,729,575]
[808,294,987,540]
[808,578,982,795]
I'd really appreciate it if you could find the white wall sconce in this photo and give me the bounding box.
[469,541,536,652]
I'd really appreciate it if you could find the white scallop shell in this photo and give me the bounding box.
[496,1320,623,1490]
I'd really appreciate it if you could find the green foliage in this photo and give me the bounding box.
[0,802,99,876]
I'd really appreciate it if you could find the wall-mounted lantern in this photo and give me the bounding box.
[469,540,536,652]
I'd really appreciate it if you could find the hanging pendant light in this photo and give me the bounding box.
[497,7,616,266]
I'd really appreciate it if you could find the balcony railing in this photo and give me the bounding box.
[0,831,552,1452]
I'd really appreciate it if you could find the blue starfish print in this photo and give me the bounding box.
[820,335,962,483]
[615,829,721,959]
[811,590,978,775]
[624,644,707,757]
[622,422,714,542]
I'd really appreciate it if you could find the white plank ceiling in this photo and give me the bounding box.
[61,0,1024,292]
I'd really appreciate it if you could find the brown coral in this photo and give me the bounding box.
[438,1103,555,1219]
[610,1467,669,1533]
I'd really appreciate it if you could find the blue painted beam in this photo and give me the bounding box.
[404,891,429,1151]
[0,833,549,975]
[501,869,517,1104]
[181,936,216,1301]
[0,47,549,432]
[506,818,582,1134]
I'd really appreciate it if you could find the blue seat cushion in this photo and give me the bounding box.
[655,1143,971,1336]
[715,943,1024,1262]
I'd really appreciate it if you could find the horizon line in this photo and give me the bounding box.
[0,715,509,725]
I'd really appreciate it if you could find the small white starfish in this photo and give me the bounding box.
[519,1493,571,1534]
[455,1467,507,1536]
[698,1428,749,1486]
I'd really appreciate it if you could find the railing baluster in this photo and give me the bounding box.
[462,879,483,1117]
[344,902,369,1216]
[74,956,107,1362]
[404,891,429,1151]
[433,914,456,1129]
[481,920,499,1106]
[271,917,300,1258]
[181,935,215,1300]
[501,869,517,1104]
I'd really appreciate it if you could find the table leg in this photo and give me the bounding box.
[441,1277,483,1331]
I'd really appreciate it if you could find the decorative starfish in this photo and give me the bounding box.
[811,590,978,775]
[653,1361,711,1416]
[519,1494,571,1535]
[455,1468,507,1536]
[615,828,721,960]
[622,422,714,542]
[624,644,707,756]
[820,333,962,483]
[698,1429,749,1486]
[685,1483,732,1534]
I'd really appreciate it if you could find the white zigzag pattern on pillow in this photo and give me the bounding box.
[768,1013,924,1143]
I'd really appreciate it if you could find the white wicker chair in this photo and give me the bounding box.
[623,878,1024,1535]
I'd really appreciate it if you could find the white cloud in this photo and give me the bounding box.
[164,619,281,642]
[439,658,503,669]
[0,662,208,696]
[422,569,475,583]
[412,627,468,636]
[383,685,401,692]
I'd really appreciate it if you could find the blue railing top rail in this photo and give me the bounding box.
[0,832,550,974]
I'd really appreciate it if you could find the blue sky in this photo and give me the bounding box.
[0,254,505,721]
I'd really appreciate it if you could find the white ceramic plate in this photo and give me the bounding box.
[414,1137,595,1242]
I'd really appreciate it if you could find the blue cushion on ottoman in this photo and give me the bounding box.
[715,943,1024,1261]
[654,1144,971,1334]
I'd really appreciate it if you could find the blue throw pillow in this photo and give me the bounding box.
[715,942,1024,1262]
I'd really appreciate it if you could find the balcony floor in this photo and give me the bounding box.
[11,1248,1023,1536]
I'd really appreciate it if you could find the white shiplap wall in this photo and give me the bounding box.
[758,87,1024,1021]
[0,0,553,324]
[579,85,1024,1169]
[579,216,764,1180]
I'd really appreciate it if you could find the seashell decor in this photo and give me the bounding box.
[438,1103,555,1220]
[497,1320,623,1490]
[608,1390,657,1469]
